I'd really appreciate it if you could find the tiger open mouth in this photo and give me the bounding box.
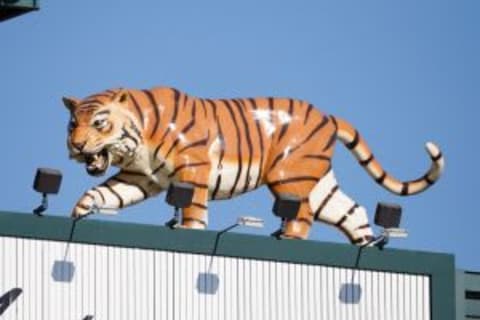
[85,148,111,176]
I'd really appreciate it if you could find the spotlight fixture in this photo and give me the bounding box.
[164,182,194,228]
[367,202,408,249]
[236,216,264,229]
[220,215,265,233]
[271,194,301,238]
[32,168,63,217]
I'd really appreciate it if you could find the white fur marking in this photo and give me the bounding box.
[308,170,337,212]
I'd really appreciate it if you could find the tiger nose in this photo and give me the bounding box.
[72,141,87,152]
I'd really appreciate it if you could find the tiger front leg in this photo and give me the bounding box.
[71,171,162,219]
[169,162,211,230]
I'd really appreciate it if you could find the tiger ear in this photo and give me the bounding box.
[112,89,129,104]
[62,97,80,111]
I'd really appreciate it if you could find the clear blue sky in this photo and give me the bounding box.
[1,1,478,270]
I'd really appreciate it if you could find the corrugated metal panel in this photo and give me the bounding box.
[0,235,431,320]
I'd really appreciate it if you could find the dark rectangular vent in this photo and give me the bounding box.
[466,291,480,300]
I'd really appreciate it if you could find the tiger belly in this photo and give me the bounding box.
[207,160,262,200]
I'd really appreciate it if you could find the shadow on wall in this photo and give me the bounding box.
[339,283,362,304]
[52,260,76,283]
[197,273,220,295]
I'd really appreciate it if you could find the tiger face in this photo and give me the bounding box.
[63,90,141,176]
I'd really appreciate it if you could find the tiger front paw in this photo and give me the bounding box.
[71,194,95,219]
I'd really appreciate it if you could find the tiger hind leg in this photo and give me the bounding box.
[268,179,318,240]
[309,170,374,245]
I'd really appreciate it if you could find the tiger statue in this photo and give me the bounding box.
[63,87,444,245]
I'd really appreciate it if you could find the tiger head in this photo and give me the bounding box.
[63,89,142,176]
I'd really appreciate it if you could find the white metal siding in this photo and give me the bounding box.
[0,236,431,320]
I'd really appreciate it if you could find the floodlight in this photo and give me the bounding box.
[165,182,194,228]
[219,215,265,234]
[374,202,402,229]
[166,182,194,208]
[271,194,301,238]
[368,202,407,249]
[32,168,63,216]
[382,228,408,239]
[237,216,264,228]
[273,194,301,220]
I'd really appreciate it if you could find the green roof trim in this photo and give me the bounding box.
[0,211,455,320]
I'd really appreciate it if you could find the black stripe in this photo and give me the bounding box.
[375,171,387,184]
[329,115,338,129]
[345,130,360,150]
[335,215,348,227]
[199,99,207,118]
[177,132,210,154]
[182,217,207,226]
[282,115,330,159]
[84,192,95,202]
[129,119,142,139]
[128,93,145,127]
[314,185,339,219]
[143,90,160,138]
[303,115,329,145]
[79,99,103,106]
[165,107,197,159]
[431,152,443,162]
[278,99,294,142]
[212,176,222,200]
[157,88,181,144]
[120,170,145,177]
[152,162,165,174]
[234,99,254,193]
[153,141,165,159]
[401,182,409,196]
[191,202,208,210]
[424,173,435,185]
[112,177,149,200]
[77,203,90,210]
[268,97,274,111]
[304,103,314,124]
[269,153,285,171]
[102,183,124,208]
[181,181,209,189]
[120,126,139,146]
[222,99,243,197]
[347,203,360,215]
[269,176,319,187]
[183,94,189,110]
[322,132,337,151]
[303,154,331,161]
[180,100,197,135]
[247,98,265,188]
[93,187,106,203]
[359,154,374,167]
[168,161,209,178]
[356,224,371,230]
